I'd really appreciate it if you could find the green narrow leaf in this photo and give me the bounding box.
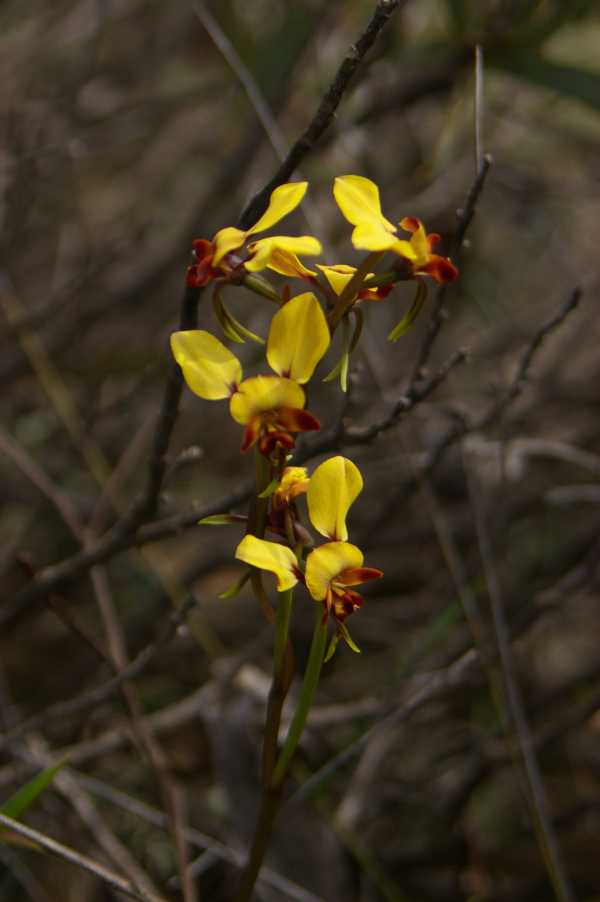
[212,287,265,345]
[339,351,349,394]
[223,306,265,346]
[324,631,339,663]
[322,316,355,393]
[258,478,280,499]
[349,307,364,353]
[1,760,65,822]
[338,622,361,654]
[219,569,252,600]
[213,290,245,344]
[388,281,427,342]
[198,513,243,526]
[492,52,600,114]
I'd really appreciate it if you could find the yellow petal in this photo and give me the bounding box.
[266,293,330,384]
[247,182,308,236]
[212,226,247,266]
[235,535,299,592]
[265,250,317,279]
[333,175,396,233]
[407,224,430,264]
[229,375,305,425]
[351,222,398,252]
[275,466,310,505]
[317,264,356,296]
[244,235,321,274]
[170,330,242,400]
[390,237,418,263]
[307,456,363,541]
[305,542,363,601]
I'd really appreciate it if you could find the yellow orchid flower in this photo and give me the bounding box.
[333,175,458,284]
[305,541,381,623]
[235,535,382,629]
[170,292,330,454]
[307,456,362,541]
[235,453,379,632]
[186,182,322,287]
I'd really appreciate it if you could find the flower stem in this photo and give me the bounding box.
[236,785,282,902]
[261,588,294,784]
[236,610,326,901]
[272,610,327,787]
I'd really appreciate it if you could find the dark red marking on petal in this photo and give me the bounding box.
[259,430,295,457]
[277,408,321,434]
[240,418,260,453]
[337,567,384,586]
[399,216,421,233]
[419,256,459,284]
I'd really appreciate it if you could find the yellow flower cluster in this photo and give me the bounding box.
[236,457,381,654]
[170,176,458,654]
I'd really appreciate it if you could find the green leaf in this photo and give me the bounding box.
[324,631,339,663]
[1,760,65,823]
[218,569,251,600]
[337,621,361,655]
[322,314,356,393]
[212,286,265,345]
[388,281,427,342]
[198,513,242,526]
[222,307,265,346]
[258,478,280,499]
[492,52,600,114]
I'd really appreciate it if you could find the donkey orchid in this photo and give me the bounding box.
[235,456,381,649]
[171,293,330,455]
[186,181,321,287]
[333,175,458,284]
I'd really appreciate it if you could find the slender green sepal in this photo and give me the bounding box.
[388,280,427,342]
[242,273,282,303]
[198,513,244,526]
[258,478,280,499]
[218,569,252,600]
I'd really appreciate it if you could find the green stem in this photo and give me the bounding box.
[261,588,294,784]
[328,251,383,331]
[272,610,327,787]
[236,785,282,902]
[249,447,271,539]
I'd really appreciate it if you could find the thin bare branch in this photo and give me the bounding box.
[474,44,484,170]
[0,596,196,748]
[238,0,408,230]
[465,459,577,902]
[0,812,167,902]
[408,154,492,389]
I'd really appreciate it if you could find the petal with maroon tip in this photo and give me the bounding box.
[276,407,321,434]
[305,542,363,602]
[335,566,383,586]
[419,256,459,284]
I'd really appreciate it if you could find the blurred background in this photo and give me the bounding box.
[1,1,600,899]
